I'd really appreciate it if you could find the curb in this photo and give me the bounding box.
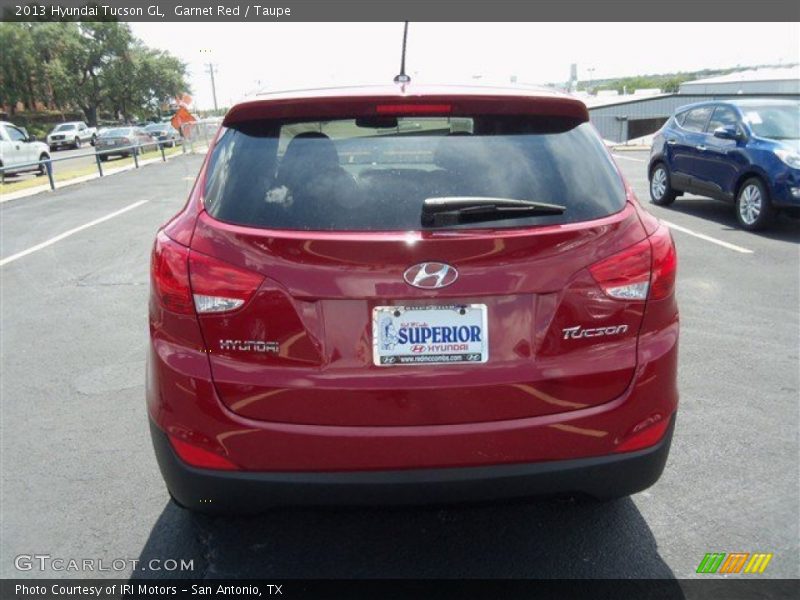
[610,145,650,152]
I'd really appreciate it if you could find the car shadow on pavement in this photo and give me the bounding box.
[665,197,800,243]
[134,495,683,590]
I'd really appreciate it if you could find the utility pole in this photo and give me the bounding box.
[205,63,218,112]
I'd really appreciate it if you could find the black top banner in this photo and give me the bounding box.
[1,0,799,22]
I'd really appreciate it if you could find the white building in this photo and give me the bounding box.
[678,66,800,95]
[585,66,800,143]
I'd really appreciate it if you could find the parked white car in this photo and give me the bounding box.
[46,121,97,150]
[0,121,50,176]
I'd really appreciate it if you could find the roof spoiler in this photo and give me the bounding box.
[223,93,589,127]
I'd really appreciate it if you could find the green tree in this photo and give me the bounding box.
[29,22,82,113]
[105,43,188,121]
[61,22,134,125]
[1,21,188,123]
[0,22,38,112]
[136,48,188,118]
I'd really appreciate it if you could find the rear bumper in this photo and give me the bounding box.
[150,417,674,513]
[97,148,128,156]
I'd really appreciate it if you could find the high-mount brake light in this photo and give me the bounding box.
[589,225,677,302]
[189,251,265,314]
[376,104,452,115]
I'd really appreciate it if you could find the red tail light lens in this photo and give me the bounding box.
[169,435,239,470]
[151,233,265,315]
[151,231,194,314]
[648,225,677,301]
[589,239,652,301]
[589,225,677,302]
[189,251,264,314]
[614,416,671,453]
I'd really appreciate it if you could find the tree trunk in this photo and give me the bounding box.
[82,105,98,127]
[26,74,36,111]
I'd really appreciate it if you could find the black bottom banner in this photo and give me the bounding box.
[2,579,799,600]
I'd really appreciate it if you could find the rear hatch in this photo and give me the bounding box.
[188,89,650,426]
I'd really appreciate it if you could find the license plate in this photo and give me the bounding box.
[372,304,488,366]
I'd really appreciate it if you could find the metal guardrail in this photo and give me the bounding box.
[0,118,222,191]
[0,141,177,189]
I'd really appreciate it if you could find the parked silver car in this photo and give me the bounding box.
[95,127,158,161]
[144,122,181,147]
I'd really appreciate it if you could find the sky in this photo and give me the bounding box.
[130,22,800,111]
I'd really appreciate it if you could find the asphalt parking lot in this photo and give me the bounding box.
[0,150,797,581]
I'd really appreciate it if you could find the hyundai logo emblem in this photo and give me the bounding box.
[403,262,458,289]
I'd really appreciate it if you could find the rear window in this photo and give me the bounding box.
[204,115,626,231]
[102,128,132,137]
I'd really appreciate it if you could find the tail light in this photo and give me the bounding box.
[589,239,651,300]
[151,231,194,314]
[589,225,676,302]
[151,231,264,315]
[189,251,264,314]
[648,225,677,300]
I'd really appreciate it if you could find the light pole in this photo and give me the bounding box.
[199,49,219,113]
[205,63,219,112]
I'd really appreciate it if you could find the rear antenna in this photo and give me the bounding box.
[393,22,411,84]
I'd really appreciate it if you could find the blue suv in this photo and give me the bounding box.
[648,99,800,231]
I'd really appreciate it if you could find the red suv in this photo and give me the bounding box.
[148,85,679,513]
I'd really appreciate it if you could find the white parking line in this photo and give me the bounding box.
[0,200,149,267]
[661,220,754,254]
[612,154,647,163]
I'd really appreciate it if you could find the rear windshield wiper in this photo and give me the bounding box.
[421,196,566,227]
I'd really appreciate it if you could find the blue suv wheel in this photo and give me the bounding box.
[650,163,677,206]
[736,178,776,231]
